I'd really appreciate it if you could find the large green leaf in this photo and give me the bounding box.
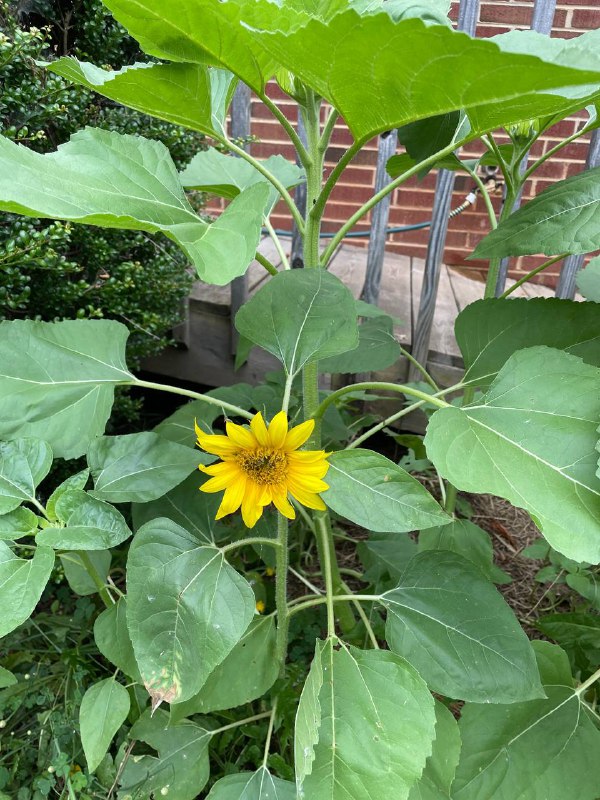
[0,128,268,285]
[0,667,17,688]
[119,709,211,800]
[180,148,305,214]
[325,449,450,532]
[131,473,224,545]
[87,432,202,503]
[408,701,461,800]
[235,270,359,378]
[0,319,131,459]
[295,639,436,800]
[127,518,255,706]
[80,677,130,773]
[455,298,600,387]
[45,59,235,136]
[100,0,290,91]
[577,255,600,302]
[424,347,600,563]
[452,668,600,799]
[170,616,278,719]
[418,520,511,584]
[0,508,39,540]
[472,166,600,259]
[0,543,54,637]
[256,14,600,143]
[37,490,131,550]
[94,597,141,681]
[382,551,543,703]
[207,769,295,800]
[0,439,52,514]
[46,469,89,521]
[318,315,401,374]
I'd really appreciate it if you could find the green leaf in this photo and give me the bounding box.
[531,641,574,686]
[0,439,52,514]
[132,472,224,545]
[0,508,39,540]
[382,550,543,702]
[60,550,111,597]
[101,0,285,91]
[170,616,278,720]
[0,319,131,459]
[325,449,450,532]
[408,701,461,800]
[566,573,600,609]
[235,270,359,378]
[319,315,401,373]
[80,677,130,773]
[119,709,211,800]
[46,469,89,521]
[37,490,131,550]
[577,255,600,302]
[418,520,511,584]
[87,432,201,504]
[472,166,600,259]
[207,768,296,800]
[127,518,255,706]
[0,667,17,689]
[180,148,305,214]
[452,680,600,799]
[359,532,418,584]
[94,597,141,681]
[424,347,600,563]
[456,298,600,388]
[45,59,235,136]
[257,15,600,144]
[295,639,436,800]
[536,612,600,651]
[0,543,54,637]
[0,128,268,285]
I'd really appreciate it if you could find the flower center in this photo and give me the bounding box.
[238,448,288,486]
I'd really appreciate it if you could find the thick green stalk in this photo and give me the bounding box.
[78,551,114,608]
[275,512,290,670]
[314,381,449,421]
[314,512,356,633]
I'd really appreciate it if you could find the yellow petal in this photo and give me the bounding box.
[271,484,296,520]
[288,485,327,511]
[200,471,238,493]
[241,481,265,528]
[250,412,270,446]
[267,411,288,449]
[287,449,329,464]
[200,461,240,478]
[288,475,329,494]
[225,420,257,449]
[196,432,239,458]
[284,418,314,451]
[288,460,330,479]
[216,476,247,519]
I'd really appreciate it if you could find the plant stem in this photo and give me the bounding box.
[312,140,361,230]
[398,346,439,390]
[210,710,273,736]
[275,512,289,670]
[220,537,282,555]
[484,187,517,299]
[126,379,253,420]
[77,551,114,608]
[314,512,355,633]
[30,497,49,519]
[341,580,379,649]
[499,253,568,298]
[255,250,279,276]
[524,123,591,181]
[319,106,340,154]
[461,162,498,230]
[288,593,380,618]
[320,137,468,265]
[264,218,291,270]
[262,697,279,768]
[258,91,312,167]
[314,381,449,421]
[576,666,600,697]
[315,512,335,636]
[220,137,305,232]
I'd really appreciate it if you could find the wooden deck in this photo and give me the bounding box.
[142,237,555,389]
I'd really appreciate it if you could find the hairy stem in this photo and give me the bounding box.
[126,379,253,420]
[78,551,114,608]
[499,253,568,298]
[275,512,290,670]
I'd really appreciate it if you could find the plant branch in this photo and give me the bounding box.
[275,513,289,670]
[319,106,340,153]
[524,123,592,181]
[288,593,381,618]
[311,140,361,227]
[398,346,439,390]
[219,136,305,232]
[264,218,290,270]
[210,711,273,736]
[576,666,600,697]
[499,253,569,298]
[320,137,467,265]
[262,697,278,768]
[255,250,279,276]
[314,381,449,422]
[220,537,282,555]
[461,162,498,230]
[258,90,312,167]
[126,379,253,420]
[77,551,114,608]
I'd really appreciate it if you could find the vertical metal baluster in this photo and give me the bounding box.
[408,0,480,379]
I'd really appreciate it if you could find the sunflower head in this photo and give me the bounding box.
[195,411,330,529]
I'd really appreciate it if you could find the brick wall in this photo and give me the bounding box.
[213,2,600,286]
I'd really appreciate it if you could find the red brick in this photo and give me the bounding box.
[480,5,532,25]
[572,8,600,28]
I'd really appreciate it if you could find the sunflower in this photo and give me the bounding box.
[195,411,330,528]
